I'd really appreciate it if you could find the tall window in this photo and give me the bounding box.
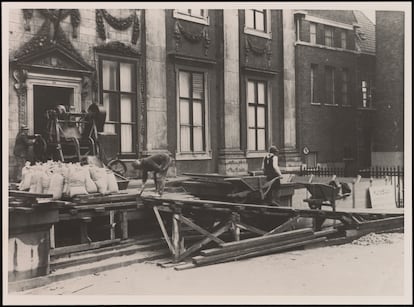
[245,9,267,32]
[178,70,206,152]
[99,57,136,155]
[341,69,350,106]
[361,80,373,108]
[324,26,334,47]
[310,23,317,44]
[247,80,267,151]
[340,30,347,49]
[310,64,318,104]
[325,66,335,105]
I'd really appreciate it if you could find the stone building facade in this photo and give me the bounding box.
[8,8,381,180]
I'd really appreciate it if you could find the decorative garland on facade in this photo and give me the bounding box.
[245,37,272,67]
[95,41,141,57]
[13,69,28,126]
[173,21,211,54]
[174,20,210,55]
[95,9,140,44]
[37,9,81,38]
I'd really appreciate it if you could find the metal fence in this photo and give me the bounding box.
[358,166,404,208]
[300,165,404,208]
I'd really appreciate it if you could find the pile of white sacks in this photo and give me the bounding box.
[18,161,119,200]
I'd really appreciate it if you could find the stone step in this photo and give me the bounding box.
[10,249,170,293]
[50,241,167,271]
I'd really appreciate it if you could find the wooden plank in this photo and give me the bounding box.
[356,216,404,229]
[70,201,138,211]
[176,221,232,262]
[9,207,35,213]
[265,216,300,236]
[172,213,181,260]
[50,224,56,249]
[220,228,313,248]
[199,233,316,257]
[153,206,175,255]
[194,237,326,266]
[109,210,116,240]
[50,239,122,257]
[174,263,197,271]
[179,215,225,245]
[235,221,267,236]
[9,190,53,198]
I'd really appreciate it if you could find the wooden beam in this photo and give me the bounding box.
[109,210,116,240]
[176,221,232,262]
[194,237,327,267]
[153,206,175,255]
[120,211,128,240]
[179,215,225,245]
[235,221,267,236]
[50,239,121,256]
[265,216,300,236]
[172,213,181,261]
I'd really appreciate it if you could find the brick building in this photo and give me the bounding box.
[7,8,380,180]
[293,10,376,174]
[372,11,404,166]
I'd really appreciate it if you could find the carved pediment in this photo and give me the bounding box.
[11,18,94,74]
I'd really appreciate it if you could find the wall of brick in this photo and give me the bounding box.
[373,11,404,153]
[295,44,360,164]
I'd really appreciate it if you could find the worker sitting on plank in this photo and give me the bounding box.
[132,152,172,196]
[262,146,283,206]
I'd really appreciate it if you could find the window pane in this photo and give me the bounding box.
[248,106,255,127]
[120,63,133,92]
[120,125,133,152]
[180,100,190,125]
[257,107,265,128]
[103,93,118,121]
[247,81,255,103]
[179,71,191,98]
[248,128,256,150]
[120,95,132,122]
[190,9,202,17]
[192,73,204,99]
[180,126,191,152]
[255,11,265,31]
[257,129,265,151]
[193,101,203,125]
[103,60,117,91]
[104,123,116,134]
[245,9,254,28]
[193,127,203,151]
[257,82,266,104]
[310,23,316,44]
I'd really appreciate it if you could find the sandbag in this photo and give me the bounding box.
[29,169,42,193]
[67,165,88,197]
[90,167,109,195]
[47,173,64,200]
[19,168,32,191]
[40,171,52,194]
[83,167,98,193]
[107,171,119,193]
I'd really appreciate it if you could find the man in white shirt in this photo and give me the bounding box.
[262,146,282,205]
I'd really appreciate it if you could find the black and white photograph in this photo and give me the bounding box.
[2,1,412,305]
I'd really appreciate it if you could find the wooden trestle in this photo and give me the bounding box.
[140,194,404,263]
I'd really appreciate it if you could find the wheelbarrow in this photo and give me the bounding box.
[302,182,350,211]
[225,175,283,204]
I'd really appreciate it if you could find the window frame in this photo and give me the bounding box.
[361,79,374,108]
[98,54,138,158]
[175,65,211,161]
[341,68,351,107]
[310,22,317,44]
[324,26,334,47]
[324,66,337,106]
[245,78,270,155]
[244,9,272,39]
[310,64,320,105]
[340,30,347,49]
[173,9,210,25]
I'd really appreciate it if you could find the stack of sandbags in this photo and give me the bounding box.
[17,160,119,200]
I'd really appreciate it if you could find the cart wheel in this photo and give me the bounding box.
[107,159,127,177]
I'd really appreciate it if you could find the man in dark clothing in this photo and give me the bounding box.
[262,146,283,206]
[13,125,37,181]
[132,153,172,196]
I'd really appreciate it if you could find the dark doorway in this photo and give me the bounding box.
[33,85,74,134]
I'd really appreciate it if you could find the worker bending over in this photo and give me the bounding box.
[132,152,172,196]
[262,146,283,206]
